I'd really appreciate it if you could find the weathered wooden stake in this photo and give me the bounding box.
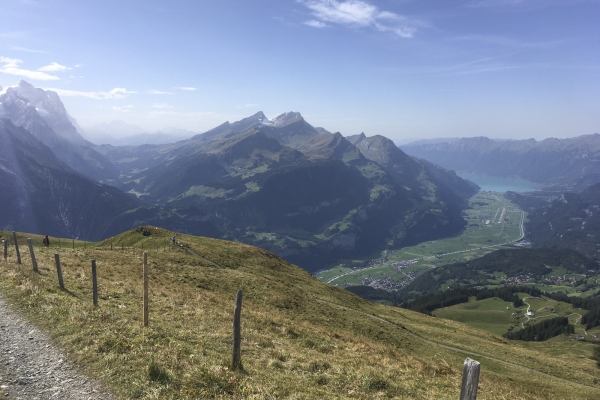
[460,358,480,400]
[143,252,149,327]
[72,239,74,249]
[232,290,243,370]
[3,239,7,261]
[27,238,38,272]
[54,254,64,289]
[92,259,98,307]
[13,232,21,264]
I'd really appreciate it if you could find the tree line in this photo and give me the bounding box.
[400,286,542,315]
[503,317,574,341]
[401,248,597,298]
[543,290,600,330]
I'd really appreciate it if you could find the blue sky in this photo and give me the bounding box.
[1,0,599,142]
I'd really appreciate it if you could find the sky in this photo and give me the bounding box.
[0,0,599,143]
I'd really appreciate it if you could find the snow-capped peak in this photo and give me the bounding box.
[269,111,303,127]
[0,79,87,145]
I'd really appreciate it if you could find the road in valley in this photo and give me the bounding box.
[326,211,525,284]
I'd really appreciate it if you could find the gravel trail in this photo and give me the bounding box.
[0,295,115,400]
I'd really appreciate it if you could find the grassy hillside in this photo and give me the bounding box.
[433,295,589,337]
[1,227,599,399]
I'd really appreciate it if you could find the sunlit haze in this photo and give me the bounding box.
[1,0,599,142]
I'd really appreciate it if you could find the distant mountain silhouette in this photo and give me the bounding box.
[402,135,600,191]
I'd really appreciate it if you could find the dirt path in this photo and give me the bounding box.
[0,295,114,400]
[315,298,600,391]
[177,242,223,269]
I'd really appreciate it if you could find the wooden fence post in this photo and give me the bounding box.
[232,290,243,370]
[460,358,480,400]
[27,238,38,272]
[3,239,7,261]
[72,239,74,249]
[143,252,149,327]
[13,232,21,264]
[92,259,98,307]
[54,254,64,289]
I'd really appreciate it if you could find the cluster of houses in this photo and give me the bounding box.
[500,274,534,285]
[390,259,419,273]
[360,276,404,292]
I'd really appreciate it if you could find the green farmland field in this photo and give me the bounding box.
[433,295,589,339]
[317,192,526,288]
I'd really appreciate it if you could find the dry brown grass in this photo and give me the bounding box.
[0,226,599,399]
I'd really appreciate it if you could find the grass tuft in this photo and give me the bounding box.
[148,359,171,384]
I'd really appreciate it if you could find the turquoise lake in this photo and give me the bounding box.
[456,172,539,193]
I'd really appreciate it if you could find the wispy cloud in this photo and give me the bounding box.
[467,0,528,6]
[451,34,565,49]
[147,89,174,95]
[173,86,198,91]
[0,56,59,80]
[44,87,137,99]
[113,105,134,112]
[152,103,173,109]
[38,62,70,72]
[299,0,422,38]
[466,0,593,8]
[415,57,523,77]
[304,20,328,28]
[10,45,48,54]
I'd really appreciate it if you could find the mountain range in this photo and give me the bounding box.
[0,80,479,270]
[82,120,198,146]
[0,80,117,182]
[402,135,600,191]
[524,183,600,261]
[95,111,479,269]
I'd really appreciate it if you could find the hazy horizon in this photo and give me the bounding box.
[1,1,599,142]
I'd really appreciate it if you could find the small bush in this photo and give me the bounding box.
[269,350,288,362]
[364,376,388,392]
[284,327,300,339]
[268,359,284,369]
[314,375,328,385]
[308,361,331,373]
[148,360,171,384]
